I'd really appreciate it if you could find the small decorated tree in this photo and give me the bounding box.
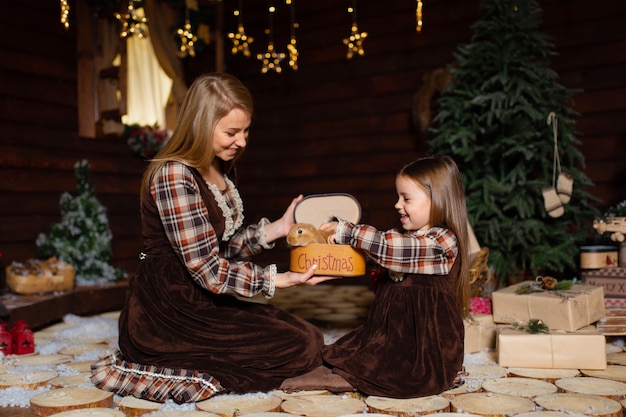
[36,160,124,285]
[428,0,599,285]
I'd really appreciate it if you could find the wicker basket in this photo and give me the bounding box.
[5,257,75,294]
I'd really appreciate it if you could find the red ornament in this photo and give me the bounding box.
[10,320,35,355]
[0,324,12,355]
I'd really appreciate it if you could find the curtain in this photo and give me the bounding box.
[143,0,189,129]
[126,34,173,127]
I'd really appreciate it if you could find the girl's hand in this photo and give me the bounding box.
[320,221,339,244]
[275,265,340,288]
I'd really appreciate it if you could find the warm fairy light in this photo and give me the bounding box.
[416,0,423,32]
[287,0,298,70]
[115,1,148,38]
[343,1,367,59]
[257,42,286,73]
[177,19,197,57]
[227,2,254,57]
[60,0,70,30]
[288,37,298,70]
[257,1,286,73]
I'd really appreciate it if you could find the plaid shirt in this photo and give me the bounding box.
[335,221,458,275]
[152,162,275,298]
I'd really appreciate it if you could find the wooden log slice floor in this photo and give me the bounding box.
[554,377,626,401]
[195,393,283,417]
[505,367,580,382]
[47,409,125,417]
[533,393,622,417]
[29,387,114,416]
[450,392,535,416]
[364,395,450,416]
[480,377,558,398]
[1,284,625,416]
[582,365,626,382]
[280,395,367,417]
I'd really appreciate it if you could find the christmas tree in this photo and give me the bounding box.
[428,0,599,284]
[36,160,124,285]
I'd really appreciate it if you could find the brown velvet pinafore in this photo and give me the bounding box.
[323,260,464,398]
[118,167,324,393]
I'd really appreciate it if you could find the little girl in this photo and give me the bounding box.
[281,155,470,398]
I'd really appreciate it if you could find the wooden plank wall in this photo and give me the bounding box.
[0,0,146,289]
[0,0,624,289]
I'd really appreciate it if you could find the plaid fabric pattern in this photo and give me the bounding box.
[152,162,275,298]
[335,221,458,275]
[91,351,224,403]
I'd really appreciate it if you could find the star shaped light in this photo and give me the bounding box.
[177,19,198,57]
[115,1,148,38]
[228,4,254,59]
[343,23,368,59]
[257,42,285,73]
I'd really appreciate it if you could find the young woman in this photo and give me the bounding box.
[281,155,470,398]
[92,72,336,403]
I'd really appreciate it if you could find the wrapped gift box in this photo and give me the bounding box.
[491,280,605,332]
[289,194,366,276]
[581,267,626,298]
[497,325,606,370]
[464,313,497,354]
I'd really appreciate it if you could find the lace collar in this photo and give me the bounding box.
[205,176,244,241]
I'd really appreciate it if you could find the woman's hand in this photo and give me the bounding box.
[262,195,304,244]
[275,265,340,288]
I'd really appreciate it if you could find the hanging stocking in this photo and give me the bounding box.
[543,112,572,218]
[547,112,574,205]
[542,186,564,218]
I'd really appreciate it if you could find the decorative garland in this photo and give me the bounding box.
[514,276,574,294]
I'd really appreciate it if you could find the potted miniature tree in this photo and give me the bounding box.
[428,0,599,286]
[36,160,125,285]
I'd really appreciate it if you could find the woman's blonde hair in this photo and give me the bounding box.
[399,155,470,317]
[140,73,254,199]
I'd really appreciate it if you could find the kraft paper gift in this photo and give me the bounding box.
[497,325,606,370]
[464,313,497,354]
[491,280,605,332]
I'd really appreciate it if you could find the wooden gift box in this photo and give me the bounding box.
[5,257,75,294]
[497,325,606,370]
[464,313,497,354]
[289,194,366,276]
[582,267,626,298]
[491,280,605,332]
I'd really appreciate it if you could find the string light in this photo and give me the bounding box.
[177,6,198,57]
[416,0,423,32]
[115,1,148,39]
[227,0,254,57]
[286,0,299,70]
[257,2,285,73]
[60,0,70,30]
[343,0,368,59]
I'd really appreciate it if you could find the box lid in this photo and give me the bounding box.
[294,193,361,226]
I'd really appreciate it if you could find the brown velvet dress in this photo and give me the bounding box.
[323,261,464,398]
[118,167,324,393]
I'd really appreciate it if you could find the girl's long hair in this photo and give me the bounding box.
[140,73,254,201]
[399,155,470,317]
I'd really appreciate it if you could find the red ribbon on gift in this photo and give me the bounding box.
[470,297,492,315]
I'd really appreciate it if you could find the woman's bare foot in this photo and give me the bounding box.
[279,365,354,393]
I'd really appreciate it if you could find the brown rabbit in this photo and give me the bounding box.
[287,223,333,247]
